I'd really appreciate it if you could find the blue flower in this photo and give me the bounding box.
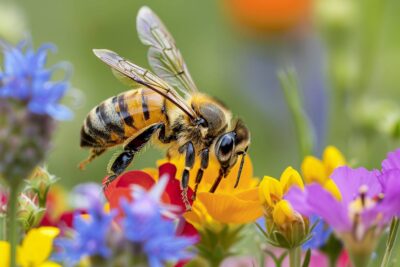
[54,176,195,266]
[54,207,115,264]
[302,215,332,250]
[121,175,196,267]
[0,41,72,120]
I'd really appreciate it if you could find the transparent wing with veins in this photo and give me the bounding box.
[137,6,198,97]
[93,48,198,120]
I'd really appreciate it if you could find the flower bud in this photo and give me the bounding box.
[18,193,45,231]
[0,100,55,185]
[25,166,59,207]
[266,200,310,248]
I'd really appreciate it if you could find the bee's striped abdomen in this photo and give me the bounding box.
[80,88,167,148]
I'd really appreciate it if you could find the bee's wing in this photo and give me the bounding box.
[93,49,198,120]
[137,6,198,97]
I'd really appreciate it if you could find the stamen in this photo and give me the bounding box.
[373,193,385,203]
[359,185,368,207]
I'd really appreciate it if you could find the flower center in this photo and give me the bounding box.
[348,185,384,240]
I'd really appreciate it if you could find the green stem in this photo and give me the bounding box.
[289,247,301,267]
[380,218,400,267]
[7,181,21,267]
[0,214,6,240]
[278,69,314,161]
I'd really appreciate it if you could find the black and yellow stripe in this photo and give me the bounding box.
[80,88,168,148]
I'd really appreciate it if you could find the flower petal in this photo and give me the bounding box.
[259,176,282,206]
[273,200,295,225]
[20,227,60,265]
[367,170,400,224]
[103,170,155,202]
[280,166,304,194]
[331,166,381,205]
[382,148,400,172]
[160,163,193,213]
[302,156,327,184]
[0,241,10,267]
[197,192,263,224]
[286,184,351,231]
[322,179,342,201]
[322,146,346,175]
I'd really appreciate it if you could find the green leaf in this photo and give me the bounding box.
[302,249,311,267]
[278,68,314,160]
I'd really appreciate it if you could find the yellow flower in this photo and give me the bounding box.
[164,154,263,228]
[273,200,296,226]
[0,226,61,267]
[301,146,345,200]
[259,166,304,223]
[258,167,309,248]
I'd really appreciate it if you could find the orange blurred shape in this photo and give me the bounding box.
[224,0,312,32]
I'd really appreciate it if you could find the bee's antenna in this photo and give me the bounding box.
[234,147,248,188]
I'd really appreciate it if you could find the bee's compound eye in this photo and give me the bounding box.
[216,133,235,163]
[220,136,234,154]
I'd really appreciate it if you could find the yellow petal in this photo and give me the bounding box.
[235,187,261,202]
[184,200,214,229]
[323,146,346,175]
[280,166,304,194]
[164,154,256,194]
[19,227,60,266]
[323,179,342,201]
[259,176,283,206]
[0,241,10,267]
[104,202,110,213]
[197,192,263,224]
[273,200,295,226]
[301,156,327,184]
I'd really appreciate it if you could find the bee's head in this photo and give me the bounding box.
[191,95,231,138]
[214,119,250,187]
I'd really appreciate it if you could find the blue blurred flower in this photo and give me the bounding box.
[302,215,332,250]
[54,207,115,264]
[0,41,72,120]
[54,176,196,266]
[121,175,196,267]
[70,182,104,211]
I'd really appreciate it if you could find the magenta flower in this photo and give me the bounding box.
[285,148,400,267]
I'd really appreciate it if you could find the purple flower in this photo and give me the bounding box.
[285,148,400,266]
[0,41,72,120]
[381,148,400,172]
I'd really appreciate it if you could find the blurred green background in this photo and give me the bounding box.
[2,0,400,188]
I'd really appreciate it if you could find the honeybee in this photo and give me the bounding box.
[79,6,250,210]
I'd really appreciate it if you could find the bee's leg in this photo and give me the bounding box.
[106,123,163,185]
[192,148,209,200]
[209,168,226,193]
[180,141,195,211]
[79,148,106,170]
[158,124,177,144]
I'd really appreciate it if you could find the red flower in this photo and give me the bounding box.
[104,163,193,217]
[40,209,86,229]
